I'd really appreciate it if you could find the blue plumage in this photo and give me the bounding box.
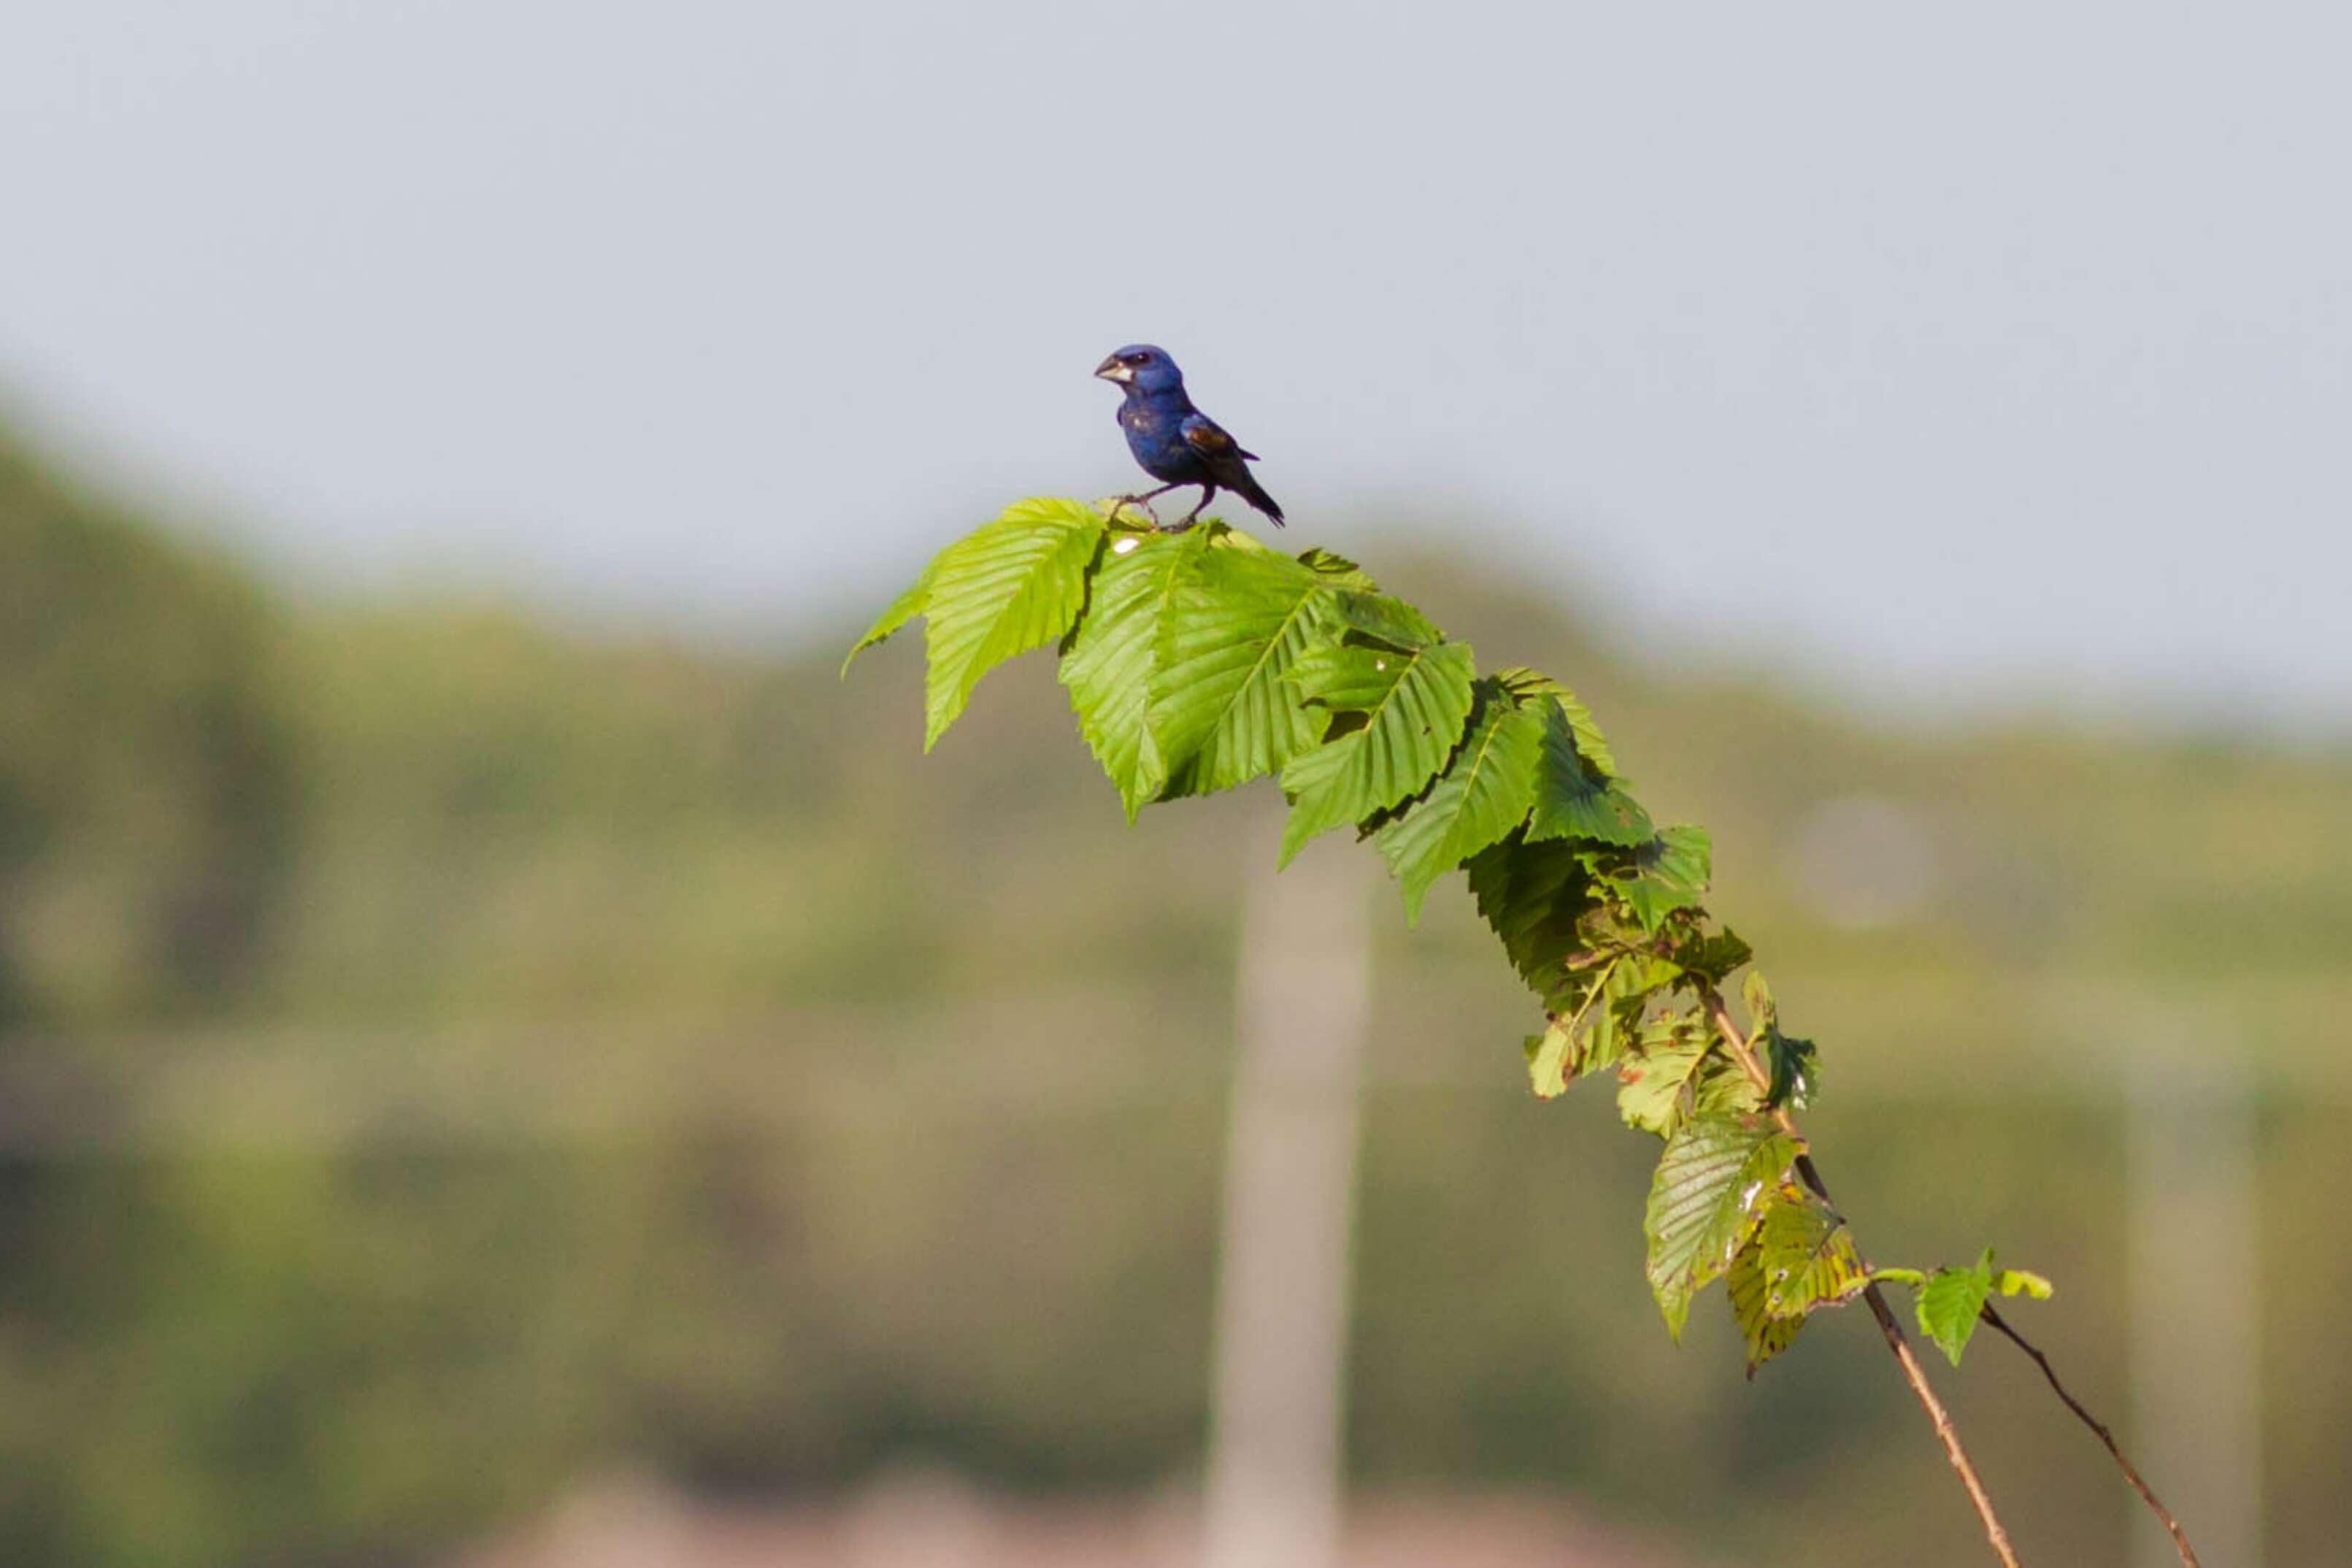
[1094,345,1284,530]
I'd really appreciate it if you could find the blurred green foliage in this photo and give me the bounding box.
[0,431,291,1023]
[1,428,2348,1566]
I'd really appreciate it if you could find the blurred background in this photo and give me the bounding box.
[4,4,2348,1566]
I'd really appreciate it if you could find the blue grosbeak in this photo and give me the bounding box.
[1095,345,1284,529]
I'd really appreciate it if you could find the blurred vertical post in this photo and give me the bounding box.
[2129,1052,2262,1568]
[1201,828,1373,1568]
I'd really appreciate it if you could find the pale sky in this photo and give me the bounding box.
[4,2,2347,728]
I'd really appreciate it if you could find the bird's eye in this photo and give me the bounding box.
[1123,353,1148,366]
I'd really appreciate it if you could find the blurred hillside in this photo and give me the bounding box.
[3,424,2348,1567]
[0,431,290,1024]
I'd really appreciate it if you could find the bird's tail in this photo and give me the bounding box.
[1233,469,1285,526]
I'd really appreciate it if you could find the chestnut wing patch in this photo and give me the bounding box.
[1183,419,1258,462]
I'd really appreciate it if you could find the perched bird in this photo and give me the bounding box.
[1094,345,1284,529]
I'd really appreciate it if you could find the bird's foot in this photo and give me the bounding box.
[1107,493,1161,527]
[1152,518,1199,534]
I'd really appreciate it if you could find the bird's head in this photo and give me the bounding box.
[1094,344,1183,394]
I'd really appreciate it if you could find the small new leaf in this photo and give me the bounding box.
[1993,1267,2056,1300]
[1524,1023,1574,1099]
[1916,1252,1996,1367]
[1295,546,1376,587]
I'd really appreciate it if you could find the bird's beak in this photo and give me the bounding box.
[1094,355,1133,384]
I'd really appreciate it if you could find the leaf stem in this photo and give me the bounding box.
[1977,1303,2202,1568]
[1699,989,2024,1568]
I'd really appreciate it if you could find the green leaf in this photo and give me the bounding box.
[1466,836,1599,997]
[1672,928,1753,987]
[1644,1117,1799,1338]
[1551,949,1680,1075]
[1761,1029,1820,1110]
[1615,1024,1710,1137]
[1494,668,1618,777]
[1727,970,1815,1110]
[1056,530,1208,819]
[842,555,939,676]
[1917,1252,1996,1366]
[1333,590,1441,650]
[922,499,1107,750]
[1277,641,1478,865]
[1527,696,1652,846]
[1524,1023,1574,1099]
[1754,1186,1868,1316]
[1729,1235,1807,1376]
[1149,544,1348,797]
[1372,693,1546,923]
[1993,1267,2055,1300]
[1690,1049,1766,1122]
[1724,1185,1861,1377]
[1295,545,1376,587]
[1614,824,1712,932]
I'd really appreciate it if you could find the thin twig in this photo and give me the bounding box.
[1700,990,2024,1568]
[1979,1303,2201,1568]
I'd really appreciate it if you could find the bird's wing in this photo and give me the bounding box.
[1183,413,1284,525]
[1182,415,1260,466]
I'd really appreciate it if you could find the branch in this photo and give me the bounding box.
[1699,990,2024,1568]
[1978,1303,2201,1568]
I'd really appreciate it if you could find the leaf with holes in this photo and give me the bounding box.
[1616,1022,1712,1137]
[1524,1022,1575,1099]
[1729,1235,1807,1376]
[1550,949,1680,1075]
[1755,1185,1868,1316]
[1277,640,1477,864]
[1644,1116,1800,1338]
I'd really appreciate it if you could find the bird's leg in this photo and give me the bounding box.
[1165,485,1218,532]
[1112,483,1180,526]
